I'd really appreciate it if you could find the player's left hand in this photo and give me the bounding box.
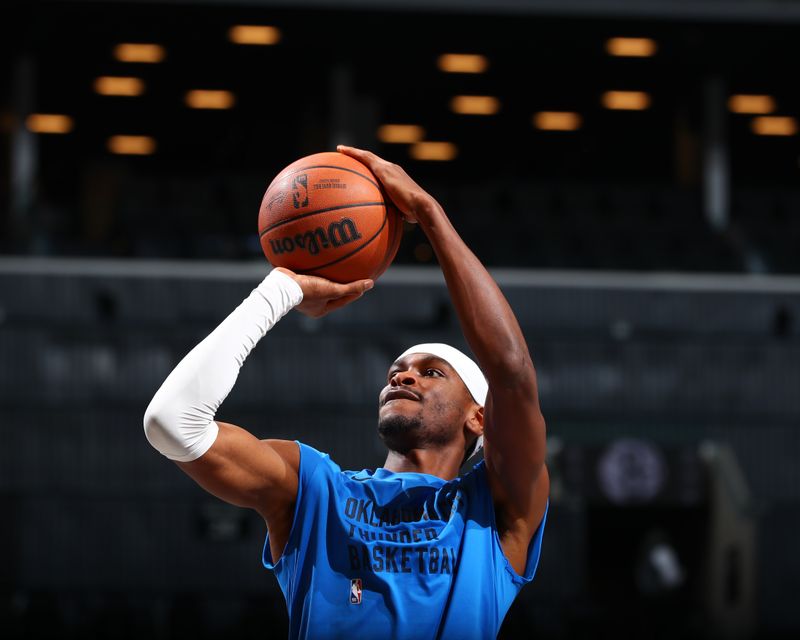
[275,267,373,318]
[337,145,438,224]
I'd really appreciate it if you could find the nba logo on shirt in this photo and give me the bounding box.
[349,578,362,604]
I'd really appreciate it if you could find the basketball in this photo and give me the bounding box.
[258,152,403,283]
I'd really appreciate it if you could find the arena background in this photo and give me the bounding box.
[2,0,799,638]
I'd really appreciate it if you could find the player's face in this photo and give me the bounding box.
[377,353,474,451]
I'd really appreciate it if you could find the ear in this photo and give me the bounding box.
[464,404,484,439]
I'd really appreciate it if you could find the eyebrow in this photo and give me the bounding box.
[388,355,452,374]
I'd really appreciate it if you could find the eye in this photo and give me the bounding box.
[424,368,444,377]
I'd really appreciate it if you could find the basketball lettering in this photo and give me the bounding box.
[268,218,363,257]
[328,218,362,247]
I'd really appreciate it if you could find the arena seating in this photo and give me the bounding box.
[19,179,797,273]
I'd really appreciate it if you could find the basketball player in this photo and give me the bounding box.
[144,146,549,639]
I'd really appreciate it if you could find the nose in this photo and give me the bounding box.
[390,369,417,387]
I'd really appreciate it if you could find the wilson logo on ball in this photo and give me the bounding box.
[269,217,363,256]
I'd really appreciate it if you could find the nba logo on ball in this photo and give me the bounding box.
[349,578,362,605]
[291,174,309,209]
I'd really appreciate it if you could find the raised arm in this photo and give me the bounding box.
[143,268,372,558]
[339,146,548,574]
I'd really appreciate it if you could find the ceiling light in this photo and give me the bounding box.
[450,95,501,115]
[26,114,74,134]
[728,94,776,114]
[410,141,458,161]
[377,124,425,143]
[605,37,657,57]
[228,25,281,45]
[107,135,157,155]
[533,111,582,131]
[601,90,651,110]
[437,54,488,74]
[94,76,145,96]
[185,90,236,110]
[113,43,166,63]
[751,116,797,136]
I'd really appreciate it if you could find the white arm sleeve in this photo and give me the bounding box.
[143,269,303,462]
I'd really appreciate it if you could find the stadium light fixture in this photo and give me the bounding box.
[450,95,501,115]
[113,43,166,63]
[605,37,657,57]
[437,54,488,74]
[94,76,145,97]
[185,90,236,110]
[377,124,426,143]
[601,91,651,111]
[25,113,74,134]
[751,116,797,136]
[410,141,458,161]
[533,111,582,131]
[228,25,281,45]
[728,95,776,115]
[107,135,157,155]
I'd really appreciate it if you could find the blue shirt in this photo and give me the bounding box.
[263,442,548,639]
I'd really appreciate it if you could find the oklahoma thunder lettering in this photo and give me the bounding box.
[342,495,460,576]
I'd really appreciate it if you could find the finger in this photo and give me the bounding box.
[337,145,383,166]
[333,278,374,297]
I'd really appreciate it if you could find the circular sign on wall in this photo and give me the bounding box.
[597,438,667,504]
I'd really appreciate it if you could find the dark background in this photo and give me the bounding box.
[1,1,799,638]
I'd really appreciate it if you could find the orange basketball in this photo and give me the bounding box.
[258,152,403,283]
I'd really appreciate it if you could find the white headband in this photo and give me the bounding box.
[397,343,487,459]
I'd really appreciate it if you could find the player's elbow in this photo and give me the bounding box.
[480,337,534,380]
[143,392,187,455]
[143,396,170,451]
[143,393,219,462]
[490,355,538,394]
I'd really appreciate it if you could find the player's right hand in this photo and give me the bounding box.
[274,268,373,318]
[337,145,438,224]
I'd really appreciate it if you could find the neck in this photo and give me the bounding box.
[382,445,463,480]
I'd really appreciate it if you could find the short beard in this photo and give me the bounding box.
[377,413,449,454]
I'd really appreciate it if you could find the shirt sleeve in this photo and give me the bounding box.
[262,441,336,572]
[508,500,548,584]
[462,461,548,603]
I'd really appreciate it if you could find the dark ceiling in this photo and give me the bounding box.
[4,1,799,182]
[1,1,799,270]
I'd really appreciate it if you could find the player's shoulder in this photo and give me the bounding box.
[291,440,344,477]
[457,458,489,489]
[262,438,300,458]
[258,439,341,478]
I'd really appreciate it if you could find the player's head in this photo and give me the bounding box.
[377,343,487,461]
